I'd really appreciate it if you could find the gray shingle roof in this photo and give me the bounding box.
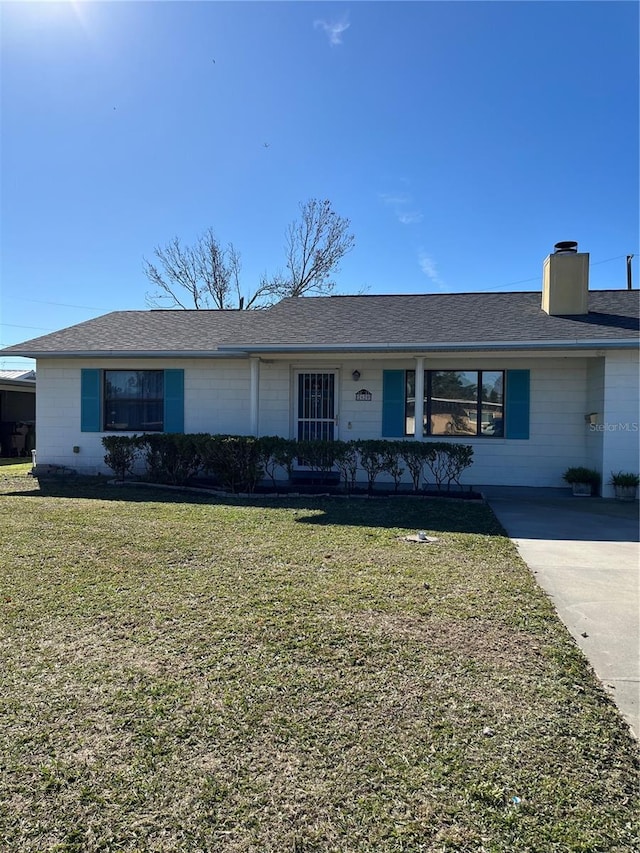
[244,291,640,347]
[3,290,638,357]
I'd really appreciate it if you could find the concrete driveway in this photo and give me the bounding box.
[483,486,639,740]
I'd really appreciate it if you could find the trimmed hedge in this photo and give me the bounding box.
[102,434,474,493]
[102,434,139,482]
[200,435,263,494]
[140,433,205,485]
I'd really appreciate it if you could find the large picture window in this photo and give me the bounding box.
[405,370,504,437]
[104,370,164,432]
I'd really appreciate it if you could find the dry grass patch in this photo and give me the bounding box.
[0,468,638,852]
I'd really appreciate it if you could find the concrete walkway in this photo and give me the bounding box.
[483,486,639,740]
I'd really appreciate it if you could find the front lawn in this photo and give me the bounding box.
[0,466,637,852]
[0,457,31,475]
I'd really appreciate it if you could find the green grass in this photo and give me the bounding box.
[0,457,31,474]
[0,467,638,852]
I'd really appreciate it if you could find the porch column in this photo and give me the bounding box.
[249,357,260,437]
[414,357,425,440]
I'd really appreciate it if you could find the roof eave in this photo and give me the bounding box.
[5,339,638,359]
[220,338,640,354]
[0,379,36,388]
[2,350,246,359]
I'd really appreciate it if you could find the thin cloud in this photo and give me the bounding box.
[380,193,409,206]
[418,251,446,290]
[398,211,424,225]
[380,191,423,225]
[314,16,350,46]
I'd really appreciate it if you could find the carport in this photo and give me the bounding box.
[0,369,36,457]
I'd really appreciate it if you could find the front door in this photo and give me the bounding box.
[296,372,337,441]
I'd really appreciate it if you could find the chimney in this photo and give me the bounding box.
[542,241,589,315]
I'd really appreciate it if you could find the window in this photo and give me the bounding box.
[81,368,184,434]
[405,370,504,438]
[104,370,164,431]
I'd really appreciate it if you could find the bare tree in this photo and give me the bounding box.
[144,231,245,310]
[196,229,237,309]
[144,237,203,309]
[261,198,355,302]
[143,199,354,310]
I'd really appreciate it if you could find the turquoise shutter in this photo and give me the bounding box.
[382,370,405,437]
[163,369,184,433]
[81,369,101,432]
[505,370,530,439]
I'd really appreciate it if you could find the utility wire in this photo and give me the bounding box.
[481,254,633,292]
[2,297,111,310]
[1,254,636,312]
[0,323,55,331]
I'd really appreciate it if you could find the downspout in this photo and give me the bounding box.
[414,357,425,441]
[249,357,260,436]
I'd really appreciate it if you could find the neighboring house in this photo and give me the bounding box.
[0,369,36,457]
[2,245,639,495]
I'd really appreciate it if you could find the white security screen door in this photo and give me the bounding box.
[296,372,337,441]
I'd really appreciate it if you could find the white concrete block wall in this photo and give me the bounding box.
[600,351,640,498]
[256,361,382,438]
[33,353,636,490]
[517,359,588,487]
[328,357,590,488]
[35,361,86,468]
[256,362,293,436]
[339,364,384,440]
[586,358,605,478]
[185,362,250,434]
[432,357,588,488]
[253,357,594,488]
[34,357,252,474]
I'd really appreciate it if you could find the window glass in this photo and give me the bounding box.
[480,371,504,436]
[430,371,478,436]
[405,370,416,435]
[104,370,164,431]
[403,369,504,438]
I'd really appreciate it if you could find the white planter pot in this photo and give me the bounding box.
[572,482,594,496]
[614,485,638,502]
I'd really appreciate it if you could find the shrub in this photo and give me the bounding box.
[295,439,340,480]
[138,433,205,485]
[334,440,359,492]
[381,441,405,492]
[609,471,639,487]
[399,441,431,493]
[102,435,139,481]
[257,436,296,488]
[423,442,474,490]
[201,434,263,493]
[357,440,389,493]
[562,466,601,486]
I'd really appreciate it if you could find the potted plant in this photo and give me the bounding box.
[562,466,601,496]
[609,471,639,501]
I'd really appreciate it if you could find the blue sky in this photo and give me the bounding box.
[1,0,638,369]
